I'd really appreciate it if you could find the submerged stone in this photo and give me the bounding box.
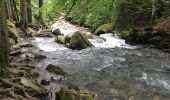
[46,64,66,75]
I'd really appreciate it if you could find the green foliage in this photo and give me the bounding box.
[43,0,170,31]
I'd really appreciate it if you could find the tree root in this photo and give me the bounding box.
[0,78,49,99]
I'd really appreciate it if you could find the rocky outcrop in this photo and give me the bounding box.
[121,26,170,50]
[94,23,115,35]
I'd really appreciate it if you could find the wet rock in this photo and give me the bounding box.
[52,28,62,36]
[55,35,66,44]
[31,72,40,79]
[69,32,93,50]
[68,84,80,91]
[46,64,66,75]
[94,23,115,35]
[34,54,46,60]
[10,50,22,56]
[19,43,33,48]
[41,78,50,85]
[56,88,95,100]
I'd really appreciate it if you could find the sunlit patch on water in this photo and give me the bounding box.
[32,37,68,52]
[89,34,137,49]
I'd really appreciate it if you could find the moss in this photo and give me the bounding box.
[57,88,95,100]
[34,54,46,60]
[6,20,15,28]
[69,32,93,50]
[55,35,66,44]
[46,64,66,75]
[120,31,131,39]
[94,23,115,35]
[9,38,16,46]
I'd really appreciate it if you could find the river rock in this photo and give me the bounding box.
[69,32,93,50]
[10,50,22,56]
[34,53,46,60]
[19,43,33,48]
[56,88,95,100]
[52,28,62,36]
[55,35,66,44]
[94,23,115,35]
[46,64,66,75]
[41,78,50,85]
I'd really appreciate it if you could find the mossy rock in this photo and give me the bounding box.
[7,20,15,28]
[46,64,66,75]
[65,34,72,44]
[94,23,115,35]
[55,35,66,44]
[56,88,95,100]
[8,26,20,43]
[9,38,16,46]
[69,32,93,50]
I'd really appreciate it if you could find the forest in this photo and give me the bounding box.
[0,0,170,100]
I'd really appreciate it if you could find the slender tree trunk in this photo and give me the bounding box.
[20,0,28,32]
[27,0,32,23]
[151,0,156,23]
[11,0,19,21]
[39,0,44,24]
[0,0,10,68]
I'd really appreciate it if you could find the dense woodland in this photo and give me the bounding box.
[0,0,170,100]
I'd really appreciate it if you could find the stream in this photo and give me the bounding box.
[28,21,170,100]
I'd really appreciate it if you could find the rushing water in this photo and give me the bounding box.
[30,21,170,100]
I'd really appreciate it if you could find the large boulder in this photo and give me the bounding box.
[94,23,115,35]
[69,32,93,50]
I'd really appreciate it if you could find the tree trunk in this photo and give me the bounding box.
[10,0,19,21]
[4,0,13,20]
[20,0,28,32]
[0,0,10,68]
[27,0,32,23]
[39,0,44,24]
